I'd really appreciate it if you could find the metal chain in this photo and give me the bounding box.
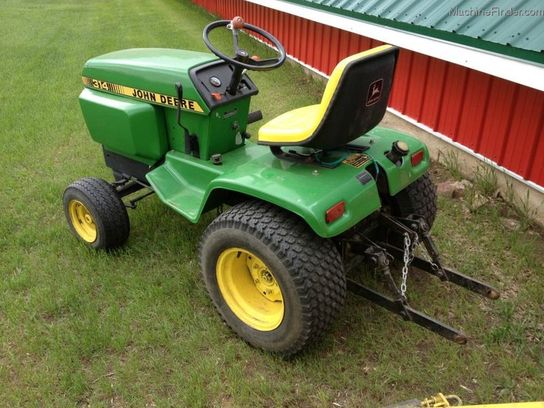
[400,232,419,298]
[410,232,419,263]
[400,233,411,298]
[419,237,439,271]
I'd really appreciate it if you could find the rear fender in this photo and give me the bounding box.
[146,146,382,238]
[365,127,431,196]
[203,183,381,238]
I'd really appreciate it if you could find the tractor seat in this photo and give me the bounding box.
[258,45,399,150]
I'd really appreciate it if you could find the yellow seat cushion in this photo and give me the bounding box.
[258,44,393,145]
[257,104,321,144]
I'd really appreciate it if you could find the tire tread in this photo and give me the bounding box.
[392,172,437,228]
[200,200,346,356]
[64,177,129,249]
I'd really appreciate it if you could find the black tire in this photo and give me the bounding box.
[63,177,130,250]
[199,200,346,356]
[390,172,437,229]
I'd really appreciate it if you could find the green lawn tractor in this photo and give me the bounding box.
[63,17,499,355]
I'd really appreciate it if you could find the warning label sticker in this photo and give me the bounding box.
[343,153,371,168]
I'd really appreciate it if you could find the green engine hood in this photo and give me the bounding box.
[81,48,218,114]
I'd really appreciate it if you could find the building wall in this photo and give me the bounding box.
[192,0,544,188]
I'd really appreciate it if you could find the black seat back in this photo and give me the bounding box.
[304,45,399,149]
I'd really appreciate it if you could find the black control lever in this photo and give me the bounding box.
[247,110,263,124]
[175,82,186,129]
[175,82,199,157]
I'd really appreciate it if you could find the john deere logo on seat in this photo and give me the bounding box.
[366,79,383,106]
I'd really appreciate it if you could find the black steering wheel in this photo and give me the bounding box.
[203,16,286,94]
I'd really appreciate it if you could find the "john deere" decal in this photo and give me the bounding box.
[82,77,204,113]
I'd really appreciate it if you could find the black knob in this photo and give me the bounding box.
[211,154,223,165]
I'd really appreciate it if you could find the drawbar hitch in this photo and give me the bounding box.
[342,213,500,344]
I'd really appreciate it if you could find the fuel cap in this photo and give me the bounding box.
[393,140,409,156]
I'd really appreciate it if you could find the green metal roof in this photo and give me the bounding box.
[286,0,544,64]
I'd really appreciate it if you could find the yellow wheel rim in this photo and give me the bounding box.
[67,199,97,243]
[216,248,284,331]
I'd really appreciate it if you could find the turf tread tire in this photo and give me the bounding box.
[63,177,130,249]
[391,172,437,228]
[199,200,346,356]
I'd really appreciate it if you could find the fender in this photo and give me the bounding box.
[146,130,429,238]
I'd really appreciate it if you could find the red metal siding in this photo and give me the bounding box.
[529,127,544,183]
[476,78,516,162]
[419,58,448,130]
[192,0,544,188]
[404,53,430,122]
[455,70,492,151]
[437,65,469,143]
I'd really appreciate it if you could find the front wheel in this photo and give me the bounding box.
[199,200,346,356]
[63,177,130,250]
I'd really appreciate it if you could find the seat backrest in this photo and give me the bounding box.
[304,45,399,150]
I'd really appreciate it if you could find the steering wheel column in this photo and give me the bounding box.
[227,49,251,95]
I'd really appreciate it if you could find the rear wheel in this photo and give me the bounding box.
[63,177,130,249]
[390,172,437,229]
[199,200,346,356]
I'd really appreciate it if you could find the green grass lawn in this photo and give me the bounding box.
[1,0,543,406]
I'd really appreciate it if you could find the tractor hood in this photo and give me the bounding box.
[81,48,218,114]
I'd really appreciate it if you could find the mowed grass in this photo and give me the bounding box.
[0,0,543,406]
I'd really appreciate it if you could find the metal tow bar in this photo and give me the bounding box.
[344,213,500,344]
[347,278,469,344]
[381,244,500,300]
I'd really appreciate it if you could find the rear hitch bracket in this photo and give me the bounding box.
[342,213,500,344]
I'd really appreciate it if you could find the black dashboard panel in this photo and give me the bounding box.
[189,60,259,109]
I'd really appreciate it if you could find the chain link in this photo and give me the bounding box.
[419,239,439,271]
[410,232,419,263]
[400,232,419,298]
[400,233,410,297]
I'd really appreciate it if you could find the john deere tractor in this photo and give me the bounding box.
[64,17,499,355]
